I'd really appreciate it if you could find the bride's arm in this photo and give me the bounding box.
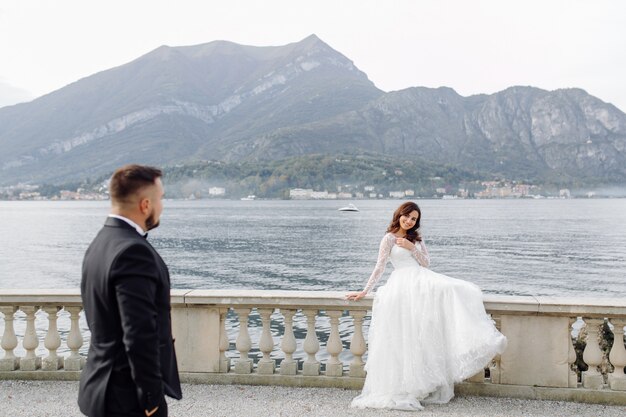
[410,240,430,267]
[346,234,393,300]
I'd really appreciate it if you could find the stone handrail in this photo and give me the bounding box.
[1,290,625,405]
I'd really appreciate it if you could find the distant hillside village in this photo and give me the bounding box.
[0,184,109,201]
[288,182,576,199]
[0,181,588,201]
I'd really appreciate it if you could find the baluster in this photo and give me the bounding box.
[489,314,503,384]
[349,310,366,377]
[325,310,343,377]
[0,306,20,371]
[582,318,605,389]
[568,317,578,388]
[302,309,320,376]
[279,309,297,375]
[257,308,276,374]
[608,319,626,391]
[234,308,252,374]
[42,306,63,370]
[64,307,84,371]
[218,308,230,373]
[20,306,42,371]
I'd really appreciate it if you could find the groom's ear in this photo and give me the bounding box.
[138,196,151,215]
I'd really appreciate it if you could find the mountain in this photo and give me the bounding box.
[1,35,625,185]
[243,86,626,183]
[0,35,382,184]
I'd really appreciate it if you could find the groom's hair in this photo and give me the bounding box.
[109,164,162,204]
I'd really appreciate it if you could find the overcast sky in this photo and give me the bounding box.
[1,0,625,110]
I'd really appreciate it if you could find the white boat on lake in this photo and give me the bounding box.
[241,195,256,201]
[338,203,359,212]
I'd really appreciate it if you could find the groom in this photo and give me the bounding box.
[78,164,182,417]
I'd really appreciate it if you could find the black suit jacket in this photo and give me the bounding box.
[78,217,182,417]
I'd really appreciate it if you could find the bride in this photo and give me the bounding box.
[346,202,507,411]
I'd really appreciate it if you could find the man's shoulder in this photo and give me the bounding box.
[105,236,159,279]
[109,231,151,255]
[88,226,151,259]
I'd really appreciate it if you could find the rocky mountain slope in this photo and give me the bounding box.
[247,86,626,183]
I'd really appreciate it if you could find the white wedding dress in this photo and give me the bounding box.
[351,233,507,411]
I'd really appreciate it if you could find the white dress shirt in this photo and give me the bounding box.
[108,214,147,237]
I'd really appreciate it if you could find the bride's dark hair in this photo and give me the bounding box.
[387,202,422,243]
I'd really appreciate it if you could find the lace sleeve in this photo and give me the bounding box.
[410,239,430,267]
[363,234,394,294]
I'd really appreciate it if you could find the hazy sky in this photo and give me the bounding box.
[1,0,625,110]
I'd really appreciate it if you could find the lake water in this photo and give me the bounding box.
[1,199,625,363]
[1,199,625,296]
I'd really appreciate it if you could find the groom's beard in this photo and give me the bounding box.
[145,210,160,231]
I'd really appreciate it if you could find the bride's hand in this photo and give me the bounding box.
[395,238,415,250]
[345,291,366,301]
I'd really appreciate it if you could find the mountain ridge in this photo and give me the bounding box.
[0,35,624,185]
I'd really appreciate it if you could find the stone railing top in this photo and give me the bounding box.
[0,289,83,307]
[177,289,362,310]
[482,294,626,317]
[0,289,625,318]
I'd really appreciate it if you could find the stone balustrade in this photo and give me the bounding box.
[1,289,625,405]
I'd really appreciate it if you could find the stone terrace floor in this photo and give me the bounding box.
[1,381,625,417]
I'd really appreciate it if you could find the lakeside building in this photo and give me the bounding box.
[18,191,42,200]
[475,181,538,199]
[289,188,314,199]
[311,191,329,199]
[208,187,226,196]
[289,189,347,200]
[54,190,108,200]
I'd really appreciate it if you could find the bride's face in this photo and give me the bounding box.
[399,210,419,231]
